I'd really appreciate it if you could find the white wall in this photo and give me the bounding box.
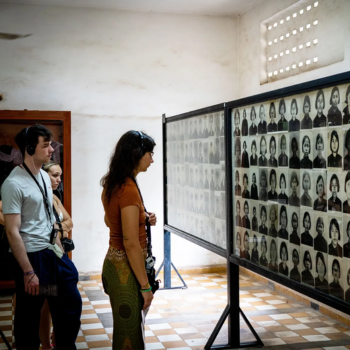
[238,0,350,98]
[0,3,237,272]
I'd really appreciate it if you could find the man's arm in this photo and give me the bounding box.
[4,213,39,295]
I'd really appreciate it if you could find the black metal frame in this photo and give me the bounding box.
[228,71,350,316]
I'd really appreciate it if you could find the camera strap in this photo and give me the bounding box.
[22,162,52,222]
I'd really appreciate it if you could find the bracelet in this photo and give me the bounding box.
[140,286,152,293]
[141,283,150,290]
[23,270,35,276]
[28,273,36,284]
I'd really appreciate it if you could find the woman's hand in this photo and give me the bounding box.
[147,212,157,226]
[141,290,154,310]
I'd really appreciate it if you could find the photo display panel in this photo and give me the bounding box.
[166,109,226,249]
[232,81,350,304]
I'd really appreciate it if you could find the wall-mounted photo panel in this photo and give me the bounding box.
[259,168,268,202]
[289,169,300,207]
[313,170,327,212]
[278,133,289,167]
[300,131,313,169]
[268,168,278,202]
[300,169,313,208]
[251,200,259,233]
[289,207,300,246]
[267,101,278,134]
[289,132,300,169]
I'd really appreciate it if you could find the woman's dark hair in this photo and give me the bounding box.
[329,86,340,105]
[303,211,311,229]
[302,171,311,190]
[250,106,256,120]
[269,102,276,118]
[330,130,339,153]
[243,140,247,149]
[332,259,341,277]
[279,205,287,222]
[235,109,240,122]
[316,216,324,230]
[316,175,325,196]
[315,133,324,150]
[244,200,249,210]
[279,173,286,189]
[303,95,311,114]
[270,239,277,256]
[329,174,340,192]
[279,98,286,114]
[270,205,276,220]
[291,98,298,115]
[280,134,287,149]
[243,173,248,183]
[329,218,341,240]
[345,85,350,104]
[100,130,155,202]
[292,212,298,227]
[315,89,325,109]
[269,136,276,153]
[345,171,350,192]
[261,235,267,251]
[269,169,276,185]
[291,137,298,152]
[302,135,310,151]
[290,171,299,187]
[251,139,257,151]
[15,124,53,157]
[253,234,257,244]
[260,205,267,218]
[235,138,241,152]
[303,251,312,269]
[292,249,299,264]
[260,136,266,154]
[260,170,267,186]
[279,241,288,260]
[315,252,326,275]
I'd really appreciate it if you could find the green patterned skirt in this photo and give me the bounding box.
[102,246,147,350]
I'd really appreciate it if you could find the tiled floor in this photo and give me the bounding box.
[1,272,350,349]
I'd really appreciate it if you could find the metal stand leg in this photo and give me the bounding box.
[155,230,187,290]
[0,328,12,350]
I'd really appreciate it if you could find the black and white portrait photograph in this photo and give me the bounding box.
[233,137,241,168]
[259,204,268,235]
[289,208,300,245]
[277,169,289,204]
[251,233,259,264]
[258,135,268,167]
[233,109,241,136]
[343,85,350,124]
[267,102,278,133]
[313,171,327,212]
[327,86,342,126]
[328,214,343,258]
[344,217,350,258]
[251,200,259,232]
[314,215,328,253]
[268,238,278,273]
[278,240,289,276]
[242,172,250,199]
[313,89,327,128]
[268,135,278,167]
[260,235,268,267]
[301,209,313,247]
[328,171,342,212]
[241,108,248,136]
[278,98,289,132]
[241,139,249,168]
[289,98,300,132]
[278,133,289,167]
[345,261,350,302]
[300,133,313,169]
[268,204,278,238]
[242,230,251,260]
[235,198,242,227]
[249,106,258,136]
[234,229,243,257]
[343,171,350,214]
[234,169,241,197]
[300,170,312,207]
[301,95,312,129]
[250,138,258,166]
[328,258,344,300]
[328,128,343,168]
[242,200,251,229]
[344,129,350,171]
[289,170,300,207]
[301,248,314,287]
[314,251,329,295]
[259,168,268,201]
[289,133,300,169]
[250,169,259,200]
[313,131,327,169]
[258,104,267,135]
[278,204,288,240]
[290,246,301,282]
[268,169,278,202]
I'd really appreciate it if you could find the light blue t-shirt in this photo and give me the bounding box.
[1,166,55,253]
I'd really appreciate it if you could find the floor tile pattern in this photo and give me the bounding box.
[1,272,350,349]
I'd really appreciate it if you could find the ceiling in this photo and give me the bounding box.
[0,0,265,16]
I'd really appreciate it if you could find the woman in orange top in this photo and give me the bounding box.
[101,130,157,350]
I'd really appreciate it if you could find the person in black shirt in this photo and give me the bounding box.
[302,251,314,287]
[241,140,249,168]
[328,130,342,168]
[289,212,300,245]
[313,174,327,212]
[290,249,301,282]
[301,211,313,247]
[344,130,350,170]
[329,259,344,300]
[234,170,241,196]
[242,200,251,229]
[300,135,312,169]
[242,231,250,260]
[250,140,258,166]
[259,205,268,235]
[249,106,258,136]
[251,172,258,200]
[233,109,241,136]
[289,137,300,169]
[279,242,289,276]
[268,239,278,273]
[268,169,278,201]
[251,235,259,264]
[241,109,248,136]
[343,171,350,214]
[301,95,312,129]
[278,134,288,167]
[313,133,326,168]
[259,170,268,201]
[234,138,241,167]
[269,205,277,238]
[259,136,268,166]
[258,104,267,134]
[252,206,258,232]
[235,200,242,227]
[278,98,288,132]
[313,89,327,128]
[315,252,329,294]
[242,173,250,199]
[269,136,278,167]
[289,171,300,207]
[278,173,288,204]
[343,85,350,124]
[300,171,312,207]
[260,235,268,267]
[328,218,343,257]
[268,102,278,133]
[327,86,342,126]
[314,217,327,253]
[278,205,288,240]
[328,174,341,212]
[344,221,350,258]
[289,98,300,131]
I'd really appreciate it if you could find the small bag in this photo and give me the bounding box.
[53,206,75,253]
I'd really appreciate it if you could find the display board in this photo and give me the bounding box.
[230,72,350,313]
[164,104,227,255]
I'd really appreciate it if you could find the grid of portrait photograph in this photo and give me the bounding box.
[166,111,226,249]
[233,82,350,303]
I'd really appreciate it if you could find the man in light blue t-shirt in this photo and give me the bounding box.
[1,124,82,349]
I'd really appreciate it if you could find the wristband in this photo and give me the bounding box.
[141,283,150,290]
[23,270,35,276]
[140,287,152,293]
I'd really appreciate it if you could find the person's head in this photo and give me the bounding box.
[243,173,248,189]
[244,200,249,215]
[43,162,62,190]
[330,130,339,154]
[303,95,311,114]
[280,173,286,191]
[303,211,311,231]
[329,218,340,245]
[260,136,267,155]
[243,109,247,119]
[279,98,286,115]
[270,136,276,156]
[251,140,257,154]
[235,138,241,156]
[260,205,267,223]
[316,252,326,278]
[269,169,277,190]
[243,140,247,151]
[316,217,324,236]
[345,171,350,199]
[261,235,267,253]
[291,137,298,153]
[259,104,265,121]
[292,212,298,230]
[252,172,256,184]
[244,231,249,250]
[270,239,277,261]
[302,135,311,156]
[302,171,311,191]
[315,89,325,114]
[15,124,53,161]
[280,205,287,229]
[332,259,341,282]
[280,134,287,153]
[329,174,339,197]
[316,175,325,197]
[280,242,288,262]
[292,249,299,266]
[253,234,258,248]
[234,109,240,127]
[345,130,350,152]
[345,85,350,105]
[269,102,276,121]
[290,171,299,191]
[291,98,298,118]
[270,206,276,221]
[260,170,267,188]
[330,86,340,107]
[303,250,312,270]
[250,106,256,122]
[100,130,156,202]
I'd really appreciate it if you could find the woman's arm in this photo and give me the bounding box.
[0,201,4,226]
[121,205,153,310]
[53,194,73,238]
